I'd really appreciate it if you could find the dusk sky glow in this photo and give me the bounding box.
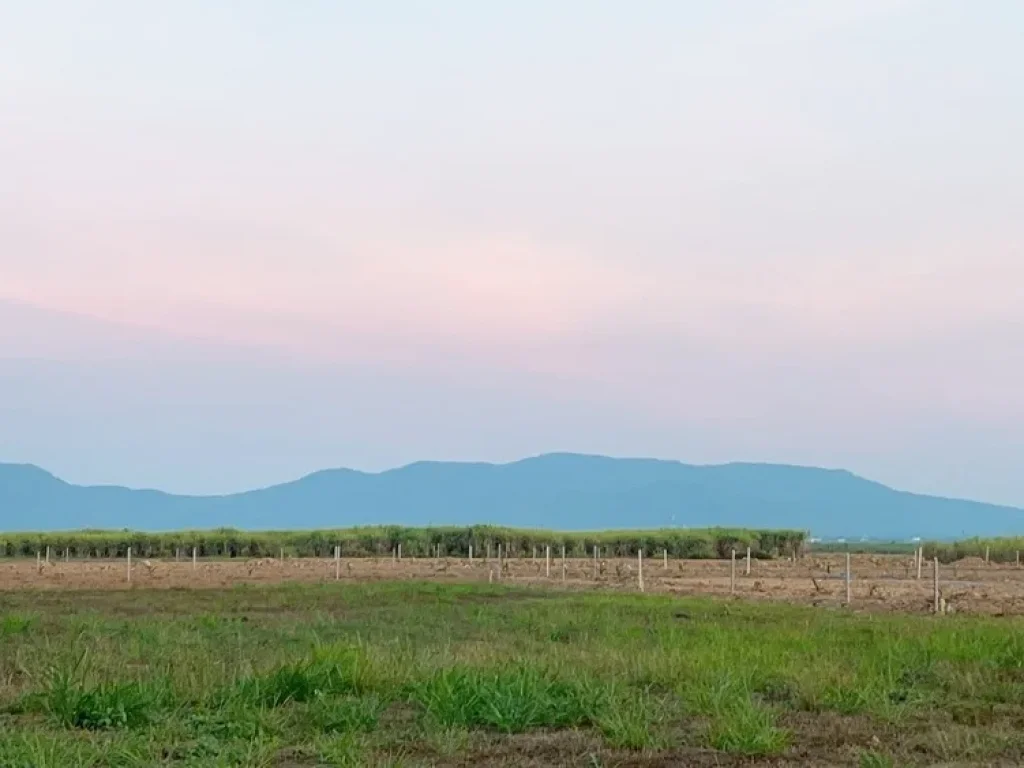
[1,1,1022,505]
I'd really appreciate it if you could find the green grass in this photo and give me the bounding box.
[706,698,790,756]
[409,666,605,732]
[594,689,666,749]
[1,612,38,636]
[2,582,1024,765]
[859,750,897,768]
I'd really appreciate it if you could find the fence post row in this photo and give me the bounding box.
[19,531,826,597]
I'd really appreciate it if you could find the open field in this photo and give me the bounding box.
[3,581,1024,766]
[6,552,1024,616]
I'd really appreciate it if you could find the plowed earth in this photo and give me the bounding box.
[7,553,1023,615]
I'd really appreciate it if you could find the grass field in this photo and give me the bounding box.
[2,582,1024,766]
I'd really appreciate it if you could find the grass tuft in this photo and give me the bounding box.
[707,700,790,756]
[595,689,666,750]
[228,644,377,708]
[21,654,169,730]
[410,665,607,733]
[307,694,386,733]
[859,749,896,768]
[0,614,37,637]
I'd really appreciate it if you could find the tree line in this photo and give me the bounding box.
[810,537,1024,563]
[0,525,807,560]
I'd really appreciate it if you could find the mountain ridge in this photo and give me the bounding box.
[1,454,1021,539]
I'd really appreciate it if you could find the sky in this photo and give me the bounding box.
[1,1,1022,505]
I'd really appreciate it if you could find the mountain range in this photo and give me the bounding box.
[1,454,1021,539]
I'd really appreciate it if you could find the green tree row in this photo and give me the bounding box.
[0,526,806,560]
[810,537,1024,564]
[923,537,1024,564]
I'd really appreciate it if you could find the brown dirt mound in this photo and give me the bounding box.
[955,557,990,568]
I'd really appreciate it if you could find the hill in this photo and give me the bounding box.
[1,454,1021,539]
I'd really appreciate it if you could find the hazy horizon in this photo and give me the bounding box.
[2,2,1022,506]
[4,448,1022,514]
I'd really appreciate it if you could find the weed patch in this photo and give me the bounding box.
[410,666,606,733]
[707,700,790,756]
[20,654,170,730]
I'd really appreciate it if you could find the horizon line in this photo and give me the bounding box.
[6,452,1021,512]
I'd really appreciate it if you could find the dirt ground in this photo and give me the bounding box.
[5,552,1024,616]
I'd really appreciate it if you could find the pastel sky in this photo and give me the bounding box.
[1,1,1022,505]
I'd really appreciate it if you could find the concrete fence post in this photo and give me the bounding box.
[845,552,852,605]
[730,549,736,595]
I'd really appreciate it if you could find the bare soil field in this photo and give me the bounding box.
[6,552,1024,615]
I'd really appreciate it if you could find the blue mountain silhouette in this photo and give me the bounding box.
[1,454,1020,539]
